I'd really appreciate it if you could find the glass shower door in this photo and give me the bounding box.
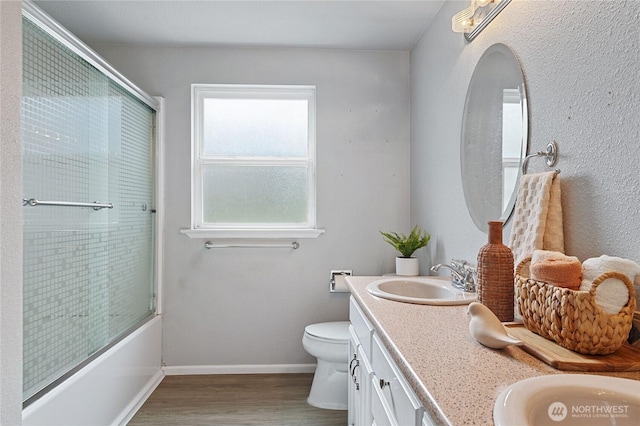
[22,17,156,403]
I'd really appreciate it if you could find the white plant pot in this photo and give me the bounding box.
[396,257,419,276]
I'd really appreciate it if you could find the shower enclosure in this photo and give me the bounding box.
[21,5,159,405]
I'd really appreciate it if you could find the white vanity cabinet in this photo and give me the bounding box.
[349,296,433,426]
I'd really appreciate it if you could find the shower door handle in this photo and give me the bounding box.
[23,198,114,210]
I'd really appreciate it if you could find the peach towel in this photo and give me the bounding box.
[530,250,582,290]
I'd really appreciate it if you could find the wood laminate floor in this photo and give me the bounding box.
[127,373,348,426]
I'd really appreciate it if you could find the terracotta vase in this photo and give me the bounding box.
[477,221,514,321]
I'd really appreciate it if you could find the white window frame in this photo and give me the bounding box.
[182,84,324,239]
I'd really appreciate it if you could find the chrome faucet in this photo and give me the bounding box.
[431,260,477,293]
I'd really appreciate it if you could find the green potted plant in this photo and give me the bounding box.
[380,225,431,276]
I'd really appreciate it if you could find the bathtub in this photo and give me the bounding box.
[22,315,163,426]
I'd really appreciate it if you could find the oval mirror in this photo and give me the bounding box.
[460,43,528,232]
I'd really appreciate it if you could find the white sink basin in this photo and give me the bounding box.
[494,374,640,426]
[366,277,477,305]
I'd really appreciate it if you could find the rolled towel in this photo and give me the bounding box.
[531,249,569,264]
[530,250,582,290]
[579,277,629,315]
[581,255,640,285]
[579,255,640,315]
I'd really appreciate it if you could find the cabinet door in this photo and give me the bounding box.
[348,328,360,426]
[349,325,374,426]
[357,344,373,426]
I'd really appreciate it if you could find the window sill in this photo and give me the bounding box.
[180,228,325,239]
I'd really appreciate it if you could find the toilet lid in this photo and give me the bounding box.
[305,321,350,341]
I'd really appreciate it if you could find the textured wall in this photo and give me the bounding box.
[411,0,640,270]
[93,45,411,367]
[0,1,23,424]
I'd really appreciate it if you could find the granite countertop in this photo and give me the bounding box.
[345,276,640,425]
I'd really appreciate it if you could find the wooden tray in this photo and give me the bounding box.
[505,323,640,372]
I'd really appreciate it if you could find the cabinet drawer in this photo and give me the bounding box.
[349,296,374,359]
[371,374,397,426]
[372,334,423,426]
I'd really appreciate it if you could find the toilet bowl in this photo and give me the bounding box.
[302,321,350,410]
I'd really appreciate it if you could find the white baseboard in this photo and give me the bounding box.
[163,363,317,376]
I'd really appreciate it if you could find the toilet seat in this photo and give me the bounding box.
[304,321,350,342]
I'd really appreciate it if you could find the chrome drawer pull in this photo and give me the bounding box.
[351,359,360,390]
[349,354,358,370]
[351,360,360,378]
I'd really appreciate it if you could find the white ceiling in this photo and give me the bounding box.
[33,0,446,50]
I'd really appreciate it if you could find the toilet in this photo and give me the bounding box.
[302,321,350,410]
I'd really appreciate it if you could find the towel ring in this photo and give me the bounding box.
[521,141,560,175]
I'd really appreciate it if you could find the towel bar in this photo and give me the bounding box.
[204,241,299,250]
[521,141,560,175]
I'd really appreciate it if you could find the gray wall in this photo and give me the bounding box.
[412,0,640,270]
[93,45,411,367]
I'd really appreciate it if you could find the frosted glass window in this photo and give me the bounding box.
[203,165,308,224]
[203,98,309,157]
[192,84,316,230]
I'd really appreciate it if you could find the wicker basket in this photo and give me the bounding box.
[515,257,636,355]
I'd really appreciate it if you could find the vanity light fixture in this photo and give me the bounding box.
[452,0,512,42]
